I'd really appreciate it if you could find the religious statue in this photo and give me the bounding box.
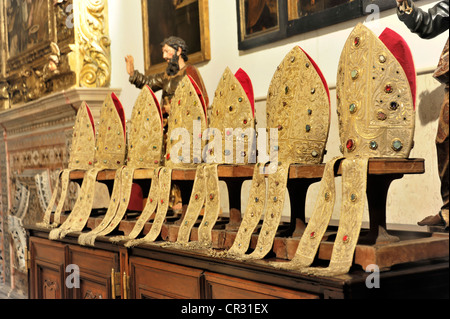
[125,36,208,214]
[396,0,449,230]
[125,36,209,117]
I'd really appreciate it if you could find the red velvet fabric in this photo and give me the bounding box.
[298,47,330,106]
[111,92,127,136]
[234,68,255,117]
[127,183,144,212]
[145,85,163,127]
[186,65,209,107]
[187,75,208,121]
[85,103,96,135]
[379,28,417,109]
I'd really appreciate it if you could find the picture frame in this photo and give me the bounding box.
[286,0,363,37]
[4,0,54,62]
[0,0,61,109]
[141,0,211,75]
[236,0,288,50]
[237,0,411,51]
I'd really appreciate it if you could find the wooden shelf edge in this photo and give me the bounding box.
[68,158,425,181]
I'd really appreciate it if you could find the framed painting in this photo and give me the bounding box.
[141,0,211,75]
[3,0,55,67]
[0,0,57,107]
[236,0,287,50]
[286,0,363,36]
[1,0,112,108]
[237,0,412,50]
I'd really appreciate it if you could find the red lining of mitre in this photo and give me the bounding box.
[84,102,96,135]
[110,92,126,138]
[187,75,208,122]
[298,47,330,106]
[378,28,417,109]
[127,183,144,212]
[145,85,164,128]
[234,68,255,118]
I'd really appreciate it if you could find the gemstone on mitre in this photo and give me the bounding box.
[385,84,393,93]
[346,139,355,151]
[392,139,403,152]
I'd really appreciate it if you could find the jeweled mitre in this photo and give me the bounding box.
[266,46,330,164]
[208,67,256,164]
[336,23,416,158]
[165,75,208,168]
[68,102,96,170]
[127,85,164,168]
[93,92,127,168]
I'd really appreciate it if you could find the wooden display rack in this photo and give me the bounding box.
[65,158,449,272]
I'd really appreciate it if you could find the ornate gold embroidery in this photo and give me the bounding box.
[266,47,330,165]
[49,167,101,240]
[125,76,210,248]
[165,76,207,169]
[127,86,164,168]
[271,24,415,276]
[176,165,207,244]
[38,102,96,229]
[76,86,164,246]
[78,167,129,246]
[226,46,330,260]
[197,164,221,246]
[272,157,341,269]
[208,67,256,164]
[124,167,172,247]
[246,162,290,260]
[112,167,161,244]
[173,68,256,250]
[227,163,266,257]
[49,94,126,240]
[336,24,415,159]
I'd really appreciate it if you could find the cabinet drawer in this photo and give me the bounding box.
[204,272,319,299]
[129,257,204,299]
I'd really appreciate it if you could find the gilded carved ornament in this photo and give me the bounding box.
[0,0,111,110]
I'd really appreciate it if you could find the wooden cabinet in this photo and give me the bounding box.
[28,236,326,299]
[27,231,449,299]
[29,236,121,299]
[29,237,66,299]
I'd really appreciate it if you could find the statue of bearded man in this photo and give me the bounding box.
[125,36,209,116]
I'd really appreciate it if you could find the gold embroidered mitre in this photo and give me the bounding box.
[94,93,127,168]
[165,75,208,168]
[37,102,96,228]
[209,67,255,164]
[266,46,330,164]
[68,102,96,170]
[336,23,416,159]
[269,26,416,276]
[76,87,164,247]
[227,46,330,260]
[48,93,126,240]
[127,85,164,168]
[173,68,256,248]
